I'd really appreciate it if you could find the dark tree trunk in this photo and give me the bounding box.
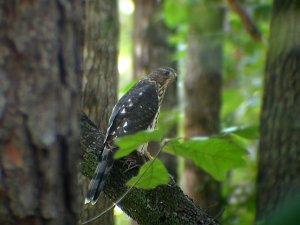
[183,1,224,216]
[82,0,119,126]
[80,0,119,224]
[133,0,178,179]
[256,0,300,223]
[0,1,82,225]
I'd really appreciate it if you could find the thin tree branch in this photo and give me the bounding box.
[226,0,261,42]
[79,112,220,225]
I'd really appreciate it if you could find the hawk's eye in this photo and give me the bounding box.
[163,70,170,76]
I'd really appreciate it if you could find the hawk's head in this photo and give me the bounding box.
[148,67,177,87]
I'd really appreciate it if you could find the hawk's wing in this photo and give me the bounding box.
[105,80,159,145]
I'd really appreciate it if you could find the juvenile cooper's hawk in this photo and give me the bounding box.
[85,67,177,204]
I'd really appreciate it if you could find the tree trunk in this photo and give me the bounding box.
[183,1,223,216]
[256,0,300,223]
[0,1,82,224]
[133,0,178,179]
[80,0,119,224]
[82,0,119,126]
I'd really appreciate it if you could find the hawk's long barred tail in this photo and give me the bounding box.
[85,148,113,204]
[81,146,164,225]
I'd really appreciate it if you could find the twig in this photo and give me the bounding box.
[226,0,262,42]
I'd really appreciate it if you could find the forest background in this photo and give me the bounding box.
[115,0,270,224]
[0,0,299,225]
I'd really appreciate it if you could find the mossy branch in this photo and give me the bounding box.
[79,112,220,225]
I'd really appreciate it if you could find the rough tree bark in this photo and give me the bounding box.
[183,0,223,216]
[80,113,220,225]
[82,0,119,125]
[80,0,119,224]
[133,0,178,179]
[256,0,300,223]
[0,1,82,224]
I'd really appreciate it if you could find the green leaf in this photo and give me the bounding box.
[223,126,259,140]
[126,159,169,189]
[114,130,162,159]
[163,135,246,181]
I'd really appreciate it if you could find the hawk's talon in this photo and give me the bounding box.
[145,151,153,161]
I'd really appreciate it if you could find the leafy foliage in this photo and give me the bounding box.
[164,0,188,28]
[114,130,162,159]
[116,0,273,223]
[114,125,252,187]
[219,2,271,223]
[126,159,169,189]
[163,133,247,181]
[222,125,259,140]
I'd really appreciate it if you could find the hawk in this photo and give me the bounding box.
[85,67,177,204]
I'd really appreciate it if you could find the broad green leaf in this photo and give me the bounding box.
[114,130,162,159]
[126,159,169,189]
[163,135,246,181]
[223,126,259,140]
